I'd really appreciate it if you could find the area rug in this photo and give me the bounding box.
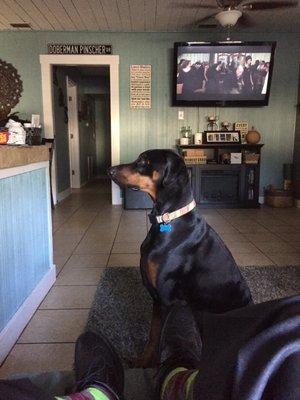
[86,266,300,360]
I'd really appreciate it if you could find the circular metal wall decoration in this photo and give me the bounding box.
[0,59,23,120]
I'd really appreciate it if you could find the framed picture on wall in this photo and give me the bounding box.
[203,131,241,144]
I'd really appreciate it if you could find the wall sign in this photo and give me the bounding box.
[130,65,151,109]
[47,44,112,55]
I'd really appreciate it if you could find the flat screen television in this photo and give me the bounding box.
[173,41,276,107]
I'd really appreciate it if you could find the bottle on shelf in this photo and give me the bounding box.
[180,126,193,145]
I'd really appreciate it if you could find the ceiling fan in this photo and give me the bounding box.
[178,1,298,28]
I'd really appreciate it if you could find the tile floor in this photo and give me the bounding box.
[0,178,300,378]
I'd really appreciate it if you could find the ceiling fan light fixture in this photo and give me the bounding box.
[215,9,242,27]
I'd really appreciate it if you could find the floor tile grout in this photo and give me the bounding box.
[15,342,77,345]
[1,179,299,377]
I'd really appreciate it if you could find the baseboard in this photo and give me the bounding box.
[112,181,122,205]
[295,198,300,208]
[0,265,56,364]
[57,187,71,203]
[259,195,265,205]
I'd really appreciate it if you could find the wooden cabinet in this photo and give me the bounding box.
[180,143,264,208]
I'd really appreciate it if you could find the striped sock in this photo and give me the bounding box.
[55,384,119,400]
[161,367,199,400]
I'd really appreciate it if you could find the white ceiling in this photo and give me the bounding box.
[0,0,299,33]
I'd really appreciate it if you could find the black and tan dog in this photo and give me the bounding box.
[108,149,252,366]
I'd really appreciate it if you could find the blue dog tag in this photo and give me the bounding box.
[160,224,172,233]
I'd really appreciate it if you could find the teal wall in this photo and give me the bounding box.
[0,31,299,192]
[83,76,110,94]
[0,168,52,331]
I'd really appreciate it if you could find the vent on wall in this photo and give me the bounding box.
[10,23,31,29]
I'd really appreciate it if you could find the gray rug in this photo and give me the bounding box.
[86,266,300,360]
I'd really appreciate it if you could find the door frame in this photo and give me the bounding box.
[66,77,81,188]
[40,54,121,205]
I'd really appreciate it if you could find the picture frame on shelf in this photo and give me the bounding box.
[203,130,241,144]
[234,122,248,144]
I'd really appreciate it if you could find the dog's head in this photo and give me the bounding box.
[108,149,189,201]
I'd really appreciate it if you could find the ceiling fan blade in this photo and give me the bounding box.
[170,2,218,9]
[183,20,218,30]
[237,13,255,27]
[243,1,298,10]
[196,11,220,25]
[216,0,244,7]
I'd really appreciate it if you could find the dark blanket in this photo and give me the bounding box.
[194,295,300,400]
[0,379,52,400]
[86,266,300,360]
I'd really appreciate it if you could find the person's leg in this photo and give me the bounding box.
[156,305,202,400]
[123,368,156,400]
[0,378,52,400]
[10,371,75,397]
[55,331,124,400]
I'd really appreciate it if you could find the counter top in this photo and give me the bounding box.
[0,145,49,169]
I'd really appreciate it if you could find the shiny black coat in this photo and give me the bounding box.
[139,150,252,312]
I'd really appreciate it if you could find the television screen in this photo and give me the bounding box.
[173,41,276,107]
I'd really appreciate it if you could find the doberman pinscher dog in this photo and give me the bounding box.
[108,149,252,367]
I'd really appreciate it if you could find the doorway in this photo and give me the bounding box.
[94,93,111,176]
[293,64,300,206]
[40,55,121,205]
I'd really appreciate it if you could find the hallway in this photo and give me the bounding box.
[0,178,300,377]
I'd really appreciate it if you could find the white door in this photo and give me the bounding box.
[67,77,81,188]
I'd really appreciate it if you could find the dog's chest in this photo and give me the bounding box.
[145,259,159,288]
[140,233,161,290]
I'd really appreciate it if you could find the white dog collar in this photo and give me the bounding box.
[156,199,196,224]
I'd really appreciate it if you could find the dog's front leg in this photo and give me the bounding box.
[129,301,162,368]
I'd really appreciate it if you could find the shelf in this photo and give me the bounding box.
[178,142,262,208]
[179,143,264,149]
[185,163,259,169]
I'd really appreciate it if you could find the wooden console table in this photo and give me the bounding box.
[178,143,264,208]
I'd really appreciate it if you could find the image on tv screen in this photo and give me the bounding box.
[175,43,275,105]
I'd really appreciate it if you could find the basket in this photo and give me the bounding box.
[244,153,260,164]
[25,127,42,146]
[265,188,294,208]
[184,156,207,165]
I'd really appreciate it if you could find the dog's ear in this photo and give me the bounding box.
[162,154,188,188]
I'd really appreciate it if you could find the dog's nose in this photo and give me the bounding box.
[107,166,117,177]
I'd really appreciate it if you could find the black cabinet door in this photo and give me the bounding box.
[242,165,260,207]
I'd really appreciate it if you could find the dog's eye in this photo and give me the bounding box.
[138,158,147,166]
